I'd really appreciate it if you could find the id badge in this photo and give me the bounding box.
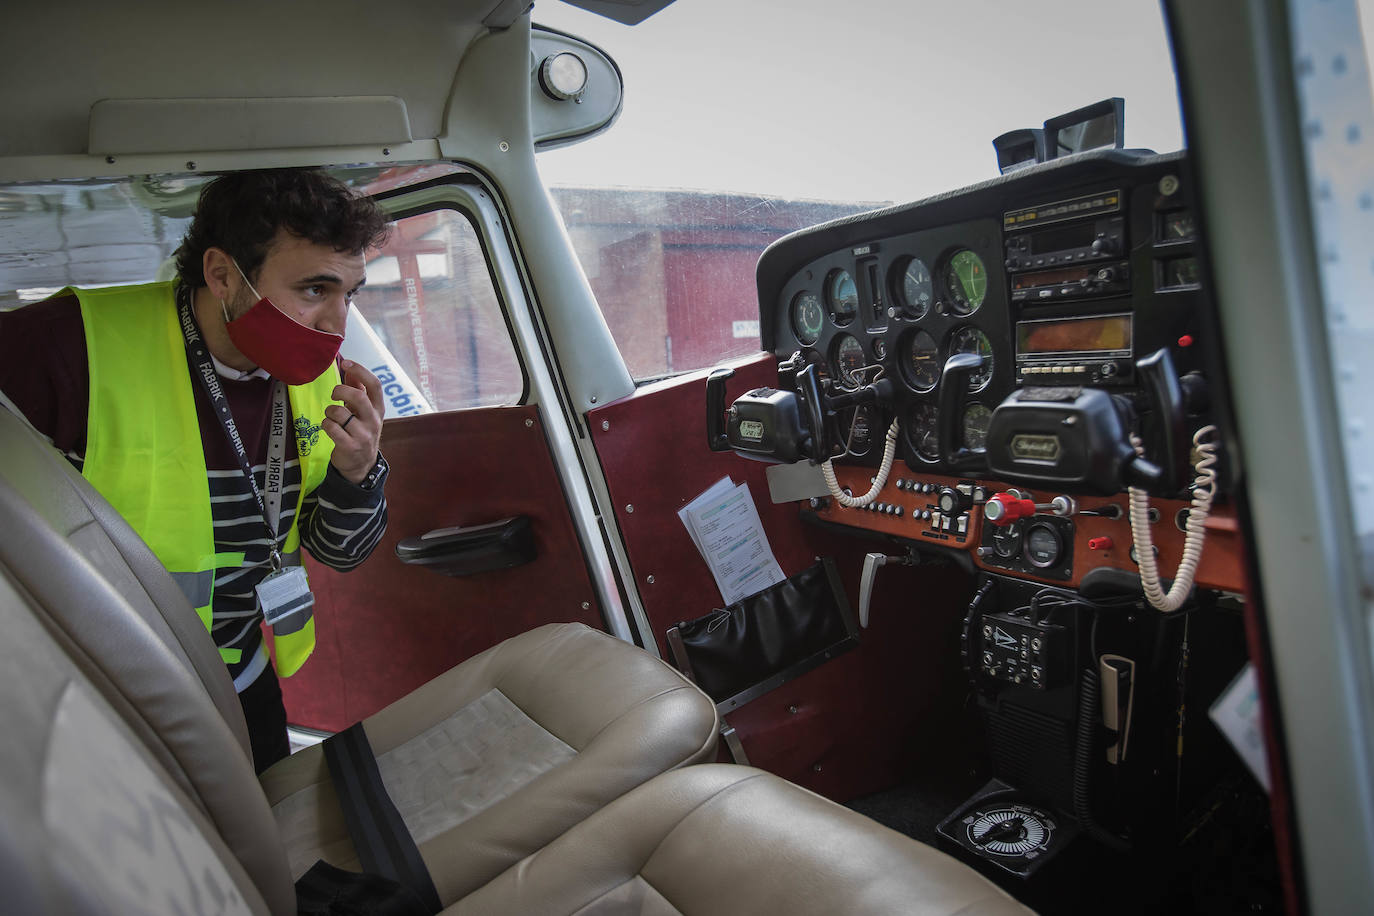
[256,565,315,631]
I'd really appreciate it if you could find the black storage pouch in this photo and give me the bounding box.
[672,558,855,704]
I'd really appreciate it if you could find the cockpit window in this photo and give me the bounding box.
[535,0,1183,381]
[0,172,521,414]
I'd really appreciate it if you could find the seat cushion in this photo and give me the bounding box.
[452,764,1036,916]
[0,564,274,916]
[261,622,720,904]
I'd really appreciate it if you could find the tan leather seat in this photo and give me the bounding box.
[261,622,721,902]
[456,764,1034,916]
[0,402,1033,914]
[0,402,717,911]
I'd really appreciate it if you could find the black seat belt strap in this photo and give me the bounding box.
[295,860,431,916]
[322,722,442,914]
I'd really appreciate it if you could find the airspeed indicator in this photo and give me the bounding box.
[790,291,824,345]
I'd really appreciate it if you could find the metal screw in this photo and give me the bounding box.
[788,705,799,714]
[186,161,197,170]
[499,140,510,152]
[646,574,655,584]
[581,601,590,610]
[105,156,116,164]
[524,418,534,427]
[590,395,598,404]
[812,763,823,773]
[601,420,610,431]
[382,147,392,156]
[625,504,634,513]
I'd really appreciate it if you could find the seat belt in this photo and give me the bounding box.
[321,722,442,914]
[296,860,433,916]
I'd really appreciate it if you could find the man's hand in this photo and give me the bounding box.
[323,359,386,484]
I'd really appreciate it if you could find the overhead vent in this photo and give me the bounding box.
[530,29,623,149]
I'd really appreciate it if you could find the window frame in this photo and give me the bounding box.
[363,192,532,412]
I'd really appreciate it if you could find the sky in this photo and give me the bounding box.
[533,0,1186,204]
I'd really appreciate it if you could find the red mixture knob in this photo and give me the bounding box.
[983,492,1036,526]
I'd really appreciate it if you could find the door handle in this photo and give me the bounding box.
[395,516,536,576]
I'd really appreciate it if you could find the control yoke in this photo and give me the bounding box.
[706,357,893,464]
[938,351,989,474]
[984,347,1197,496]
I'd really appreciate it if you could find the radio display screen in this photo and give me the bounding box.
[1017,314,1131,356]
[1026,222,1093,255]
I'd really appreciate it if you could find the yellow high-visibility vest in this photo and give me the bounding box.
[76,281,337,677]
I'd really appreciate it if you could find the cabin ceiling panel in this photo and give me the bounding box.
[0,0,508,159]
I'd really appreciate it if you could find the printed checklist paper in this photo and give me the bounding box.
[679,477,785,605]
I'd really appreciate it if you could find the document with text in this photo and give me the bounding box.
[679,477,785,605]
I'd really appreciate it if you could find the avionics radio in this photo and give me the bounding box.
[1004,190,1128,304]
[1015,313,1133,386]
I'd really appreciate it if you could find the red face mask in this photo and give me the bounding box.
[224,260,344,385]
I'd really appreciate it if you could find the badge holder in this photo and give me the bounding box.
[257,553,315,633]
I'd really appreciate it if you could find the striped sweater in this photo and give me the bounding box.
[0,294,388,687]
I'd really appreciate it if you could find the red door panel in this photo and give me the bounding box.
[281,405,601,731]
[589,353,973,802]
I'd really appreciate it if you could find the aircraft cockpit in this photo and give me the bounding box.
[1,1,1372,914]
[700,102,1258,902]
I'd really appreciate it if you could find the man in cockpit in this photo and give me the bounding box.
[0,169,392,772]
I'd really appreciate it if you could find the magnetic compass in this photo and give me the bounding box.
[965,804,1056,859]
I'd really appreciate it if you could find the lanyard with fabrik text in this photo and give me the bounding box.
[177,293,289,570]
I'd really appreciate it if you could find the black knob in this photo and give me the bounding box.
[937,487,973,516]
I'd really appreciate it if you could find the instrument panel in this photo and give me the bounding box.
[761,150,1210,478]
[776,218,1013,467]
[755,149,1238,588]
[809,465,1245,594]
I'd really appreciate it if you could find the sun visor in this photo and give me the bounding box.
[88,97,413,156]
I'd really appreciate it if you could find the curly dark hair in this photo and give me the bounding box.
[174,169,390,288]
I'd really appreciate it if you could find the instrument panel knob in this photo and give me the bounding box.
[983,492,1037,526]
[937,486,972,516]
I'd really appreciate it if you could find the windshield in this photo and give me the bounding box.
[536,0,1184,202]
[534,0,1185,380]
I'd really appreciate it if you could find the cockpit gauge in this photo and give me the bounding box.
[832,334,867,388]
[790,291,824,346]
[965,804,1056,859]
[907,402,940,463]
[902,329,941,392]
[942,249,987,316]
[840,404,876,457]
[991,520,1023,559]
[826,268,859,326]
[948,326,995,392]
[1024,522,1064,569]
[895,256,933,319]
[962,403,993,450]
[1161,209,1197,242]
